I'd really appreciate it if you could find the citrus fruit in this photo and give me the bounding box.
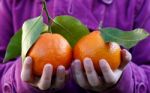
[27,33,72,76]
[73,31,121,74]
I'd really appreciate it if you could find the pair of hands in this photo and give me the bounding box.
[21,49,132,92]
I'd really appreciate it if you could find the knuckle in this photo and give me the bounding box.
[83,60,94,74]
[75,76,89,89]
[43,75,51,81]
[106,78,116,85]
[38,84,49,90]
[78,82,88,89]
[79,85,87,89]
[102,66,109,73]
[56,75,65,83]
[85,65,93,74]
[125,55,132,62]
[74,67,83,75]
[57,78,65,86]
[128,53,132,61]
[88,74,101,87]
[39,86,46,90]
[91,83,100,88]
[89,79,100,87]
[38,85,45,90]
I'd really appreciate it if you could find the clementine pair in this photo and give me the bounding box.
[28,31,121,76]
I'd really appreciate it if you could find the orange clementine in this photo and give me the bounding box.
[73,31,121,74]
[28,33,72,76]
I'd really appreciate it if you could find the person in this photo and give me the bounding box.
[0,0,150,93]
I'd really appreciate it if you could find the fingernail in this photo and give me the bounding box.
[45,64,52,72]
[26,56,32,60]
[58,65,65,69]
[72,59,80,65]
[57,65,65,73]
[84,57,91,62]
[123,49,127,54]
[74,60,80,66]
[99,59,106,68]
[83,58,92,64]
[25,57,32,64]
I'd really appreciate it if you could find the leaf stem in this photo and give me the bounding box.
[42,0,52,33]
[98,21,103,30]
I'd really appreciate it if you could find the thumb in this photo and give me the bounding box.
[119,49,132,69]
[21,56,33,82]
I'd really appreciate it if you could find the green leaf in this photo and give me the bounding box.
[51,15,90,47]
[22,16,44,62]
[3,29,22,63]
[100,28,150,49]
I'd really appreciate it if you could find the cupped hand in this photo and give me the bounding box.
[21,57,66,91]
[71,49,132,92]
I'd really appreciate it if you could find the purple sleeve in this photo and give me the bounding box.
[0,0,13,62]
[0,0,50,93]
[103,0,150,93]
[0,58,40,93]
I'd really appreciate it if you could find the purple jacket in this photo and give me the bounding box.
[0,0,150,93]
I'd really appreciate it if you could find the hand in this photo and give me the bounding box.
[21,57,66,91]
[71,49,132,92]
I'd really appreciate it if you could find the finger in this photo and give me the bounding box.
[122,49,132,62]
[113,69,123,82]
[83,58,102,87]
[99,59,116,85]
[38,64,53,90]
[120,49,132,69]
[53,65,66,89]
[21,56,33,82]
[71,59,90,89]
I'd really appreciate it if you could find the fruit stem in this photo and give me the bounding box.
[42,0,52,33]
